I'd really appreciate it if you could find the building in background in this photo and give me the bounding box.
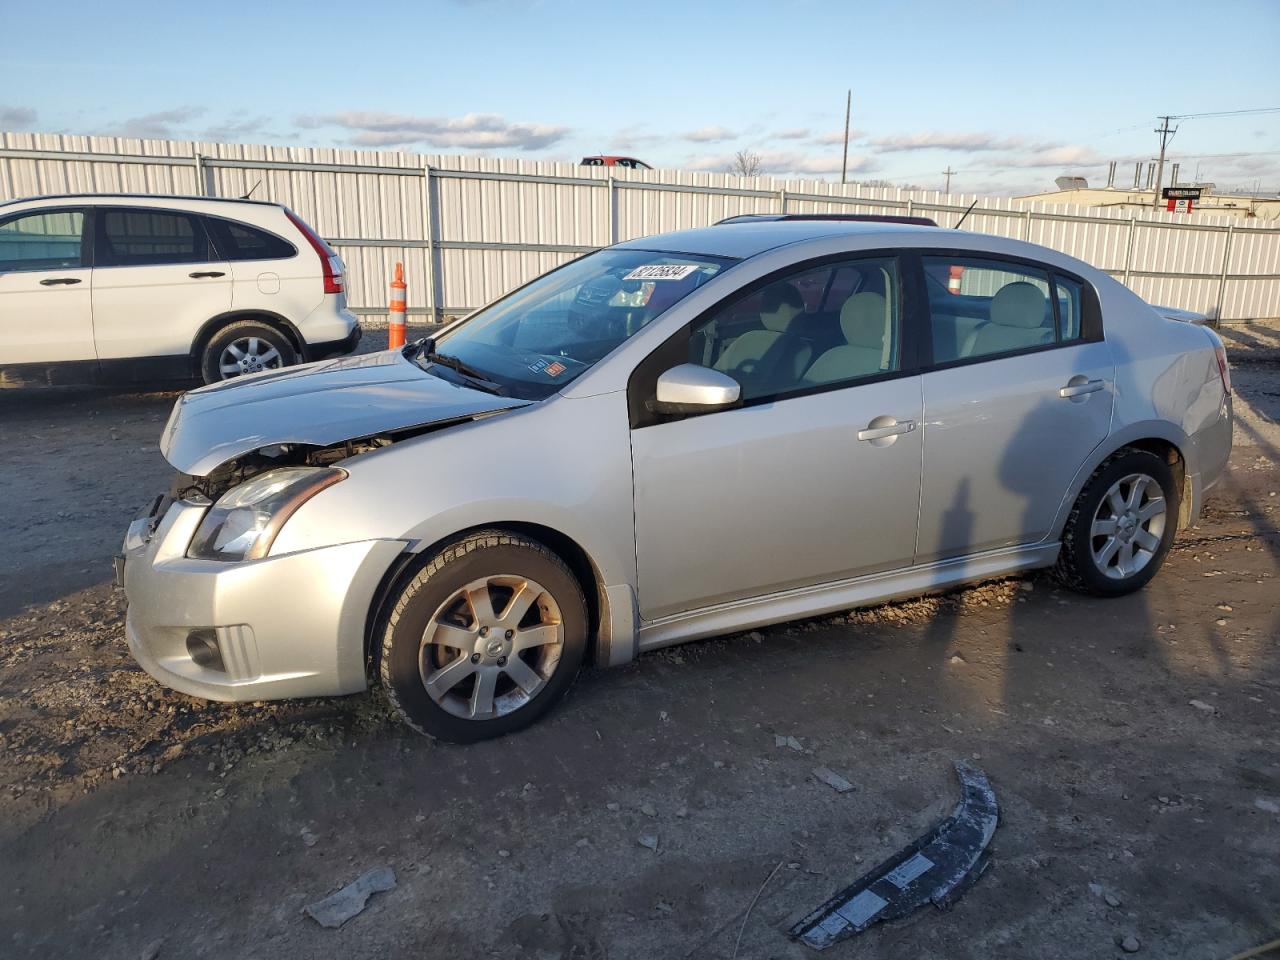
[1015,161,1280,220]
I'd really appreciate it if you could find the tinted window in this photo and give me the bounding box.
[0,210,84,271]
[691,257,901,402]
[205,217,296,261]
[923,256,1057,363]
[97,209,210,266]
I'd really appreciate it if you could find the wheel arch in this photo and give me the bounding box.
[190,310,307,365]
[1051,426,1193,541]
[362,521,613,681]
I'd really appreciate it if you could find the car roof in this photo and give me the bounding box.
[0,193,281,210]
[614,219,940,260]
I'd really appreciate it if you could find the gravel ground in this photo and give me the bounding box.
[1,320,1277,960]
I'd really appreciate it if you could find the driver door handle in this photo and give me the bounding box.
[40,277,81,285]
[1059,378,1105,398]
[188,271,226,279]
[857,418,916,442]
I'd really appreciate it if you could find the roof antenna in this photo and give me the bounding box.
[954,198,979,230]
[240,178,262,200]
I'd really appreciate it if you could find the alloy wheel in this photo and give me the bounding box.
[1089,472,1166,580]
[218,336,284,378]
[418,575,564,720]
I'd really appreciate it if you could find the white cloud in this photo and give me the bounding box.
[1005,144,1107,168]
[109,107,206,139]
[0,106,37,130]
[812,128,866,146]
[679,125,737,143]
[295,111,569,150]
[769,127,811,140]
[869,131,1031,153]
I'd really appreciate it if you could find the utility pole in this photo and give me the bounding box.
[1151,115,1177,209]
[841,89,851,184]
[942,166,955,193]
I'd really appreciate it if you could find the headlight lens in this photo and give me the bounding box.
[187,467,346,562]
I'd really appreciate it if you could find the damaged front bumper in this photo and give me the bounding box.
[120,496,407,702]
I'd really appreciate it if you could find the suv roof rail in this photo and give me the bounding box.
[715,213,938,227]
[0,192,280,209]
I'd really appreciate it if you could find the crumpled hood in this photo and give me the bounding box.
[162,350,531,476]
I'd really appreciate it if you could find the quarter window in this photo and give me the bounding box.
[690,257,902,402]
[97,208,211,267]
[1055,275,1084,341]
[923,256,1059,363]
[0,210,85,272]
[205,217,296,261]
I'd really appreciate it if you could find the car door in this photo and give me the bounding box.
[0,207,94,365]
[629,255,924,622]
[91,206,231,363]
[915,254,1114,563]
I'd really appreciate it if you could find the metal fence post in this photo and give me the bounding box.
[193,152,205,196]
[607,172,617,245]
[1122,218,1137,286]
[1022,208,1032,240]
[423,163,442,324]
[779,188,787,214]
[906,197,914,219]
[1215,222,1235,324]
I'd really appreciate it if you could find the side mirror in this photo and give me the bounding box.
[649,363,742,417]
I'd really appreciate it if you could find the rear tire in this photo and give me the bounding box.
[1053,448,1179,597]
[379,531,588,742]
[199,320,298,384]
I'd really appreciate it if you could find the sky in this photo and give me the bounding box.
[1,0,1278,196]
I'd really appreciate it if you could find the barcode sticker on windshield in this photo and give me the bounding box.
[624,264,698,281]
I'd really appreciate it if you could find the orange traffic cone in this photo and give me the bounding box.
[388,262,407,349]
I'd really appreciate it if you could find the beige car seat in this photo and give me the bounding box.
[804,292,891,384]
[960,281,1052,357]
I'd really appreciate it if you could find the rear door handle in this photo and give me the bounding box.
[40,277,81,286]
[188,271,226,279]
[1059,377,1105,398]
[857,418,916,442]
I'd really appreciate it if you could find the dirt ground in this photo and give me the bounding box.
[1,322,1277,960]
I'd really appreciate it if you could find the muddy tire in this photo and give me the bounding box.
[1054,448,1179,597]
[199,320,298,384]
[379,530,588,742]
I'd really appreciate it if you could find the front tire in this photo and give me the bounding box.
[1054,448,1179,596]
[199,320,298,384]
[379,531,588,742]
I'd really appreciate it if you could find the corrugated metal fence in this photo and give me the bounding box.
[2,131,1277,322]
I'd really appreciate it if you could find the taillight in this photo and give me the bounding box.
[285,209,344,295]
[1214,344,1232,396]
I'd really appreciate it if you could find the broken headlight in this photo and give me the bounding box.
[187,467,346,562]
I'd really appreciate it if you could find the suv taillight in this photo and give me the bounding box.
[285,209,344,295]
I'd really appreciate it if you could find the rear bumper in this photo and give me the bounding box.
[122,498,406,702]
[306,321,363,361]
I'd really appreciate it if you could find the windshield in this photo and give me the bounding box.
[423,249,735,399]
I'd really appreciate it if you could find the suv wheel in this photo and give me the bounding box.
[379,531,588,742]
[200,320,298,384]
[1054,448,1179,596]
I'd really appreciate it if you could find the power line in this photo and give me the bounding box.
[1169,107,1280,120]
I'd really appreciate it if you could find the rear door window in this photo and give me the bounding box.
[205,217,297,261]
[96,208,212,266]
[922,256,1058,363]
[0,209,85,271]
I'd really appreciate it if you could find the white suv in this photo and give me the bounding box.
[0,194,361,386]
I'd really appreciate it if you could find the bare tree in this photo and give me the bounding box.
[730,150,763,178]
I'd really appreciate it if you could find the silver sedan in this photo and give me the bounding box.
[121,218,1234,741]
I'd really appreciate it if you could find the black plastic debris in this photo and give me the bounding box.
[789,762,999,950]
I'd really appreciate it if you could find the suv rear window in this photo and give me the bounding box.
[205,217,297,262]
[97,208,211,266]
